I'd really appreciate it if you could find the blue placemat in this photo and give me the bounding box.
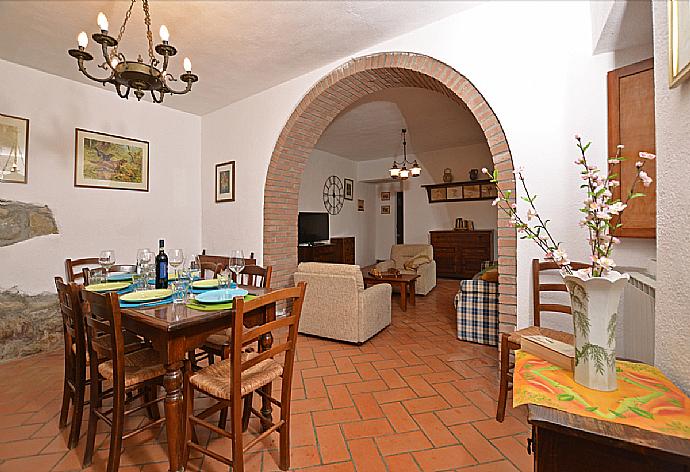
[120,296,173,309]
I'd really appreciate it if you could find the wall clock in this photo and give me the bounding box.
[323,175,344,215]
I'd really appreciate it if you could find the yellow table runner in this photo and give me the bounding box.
[513,350,690,439]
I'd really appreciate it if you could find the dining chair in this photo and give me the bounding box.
[234,264,272,288]
[200,261,222,279]
[81,289,167,472]
[65,257,99,283]
[82,265,137,285]
[496,259,590,422]
[183,282,307,472]
[199,250,257,271]
[55,277,89,449]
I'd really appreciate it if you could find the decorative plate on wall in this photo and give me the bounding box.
[323,175,344,215]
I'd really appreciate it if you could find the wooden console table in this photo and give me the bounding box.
[528,404,690,471]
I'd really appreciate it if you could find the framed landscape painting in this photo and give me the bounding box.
[0,113,29,184]
[215,160,235,202]
[74,129,148,191]
[670,0,690,87]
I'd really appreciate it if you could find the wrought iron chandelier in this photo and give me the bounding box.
[389,128,421,180]
[68,0,198,103]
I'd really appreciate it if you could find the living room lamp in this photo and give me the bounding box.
[389,129,421,181]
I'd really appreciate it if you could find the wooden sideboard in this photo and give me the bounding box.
[429,230,493,279]
[298,236,355,264]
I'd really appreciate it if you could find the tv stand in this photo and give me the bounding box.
[298,236,355,264]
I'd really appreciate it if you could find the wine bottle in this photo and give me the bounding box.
[155,239,168,289]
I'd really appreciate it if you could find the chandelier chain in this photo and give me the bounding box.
[141,0,158,66]
[112,0,136,59]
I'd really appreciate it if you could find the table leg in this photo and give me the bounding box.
[400,282,407,311]
[164,362,185,472]
[409,281,416,306]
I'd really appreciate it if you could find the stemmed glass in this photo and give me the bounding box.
[169,249,185,279]
[99,250,115,282]
[136,248,153,290]
[229,250,245,288]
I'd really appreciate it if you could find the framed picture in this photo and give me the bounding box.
[447,186,463,200]
[357,199,364,212]
[74,128,148,191]
[380,191,391,201]
[381,205,390,215]
[215,161,236,202]
[481,183,498,198]
[430,187,447,202]
[344,178,354,200]
[669,0,690,87]
[0,113,29,184]
[463,185,481,199]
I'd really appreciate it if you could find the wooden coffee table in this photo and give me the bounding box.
[362,266,419,312]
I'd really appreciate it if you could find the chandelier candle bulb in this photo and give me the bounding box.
[159,24,170,42]
[183,57,192,72]
[77,31,88,48]
[97,12,108,32]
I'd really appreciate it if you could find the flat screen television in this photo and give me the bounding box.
[298,212,329,244]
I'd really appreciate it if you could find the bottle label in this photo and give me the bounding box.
[159,262,167,280]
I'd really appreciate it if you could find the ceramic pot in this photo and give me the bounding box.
[562,269,629,391]
[469,168,479,180]
[443,168,453,183]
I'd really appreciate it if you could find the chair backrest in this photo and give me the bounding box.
[80,289,125,385]
[65,257,99,283]
[200,262,222,279]
[390,244,433,266]
[532,259,590,327]
[55,276,86,367]
[229,283,306,405]
[235,264,272,288]
[82,265,137,285]
[199,250,256,271]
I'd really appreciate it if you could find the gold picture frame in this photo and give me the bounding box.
[0,113,29,184]
[74,128,149,191]
[669,0,690,87]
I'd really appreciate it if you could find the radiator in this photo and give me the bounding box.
[617,272,655,364]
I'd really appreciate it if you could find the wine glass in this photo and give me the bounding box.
[169,249,185,279]
[99,250,115,281]
[136,248,153,289]
[228,250,245,288]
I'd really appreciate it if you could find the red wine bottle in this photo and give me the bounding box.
[155,239,168,289]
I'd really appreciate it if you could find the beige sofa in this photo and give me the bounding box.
[294,262,391,343]
[376,244,437,295]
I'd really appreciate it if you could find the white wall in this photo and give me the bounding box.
[297,149,376,265]
[652,1,690,393]
[0,59,201,294]
[199,1,655,328]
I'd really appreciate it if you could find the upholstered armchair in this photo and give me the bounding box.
[294,262,391,343]
[376,244,437,295]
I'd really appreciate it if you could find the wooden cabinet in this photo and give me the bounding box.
[608,58,656,238]
[298,236,355,264]
[429,230,494,279]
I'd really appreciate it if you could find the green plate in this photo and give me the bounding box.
[120,289,173,303]
[191,279,219,289]
[85,282,130,293]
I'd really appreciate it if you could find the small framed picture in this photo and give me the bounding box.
[447,186,463,200]
[215,160,236,202]
[430,187,447,202]
[357,199,364,212]
[344,178,354,200]
[463,185,481,199]
[669,0,690,87]
[381,205,391,215]
[481,183,498,199]
[380,191,391,201]
[74,128,149,191]
[0,113,29,184]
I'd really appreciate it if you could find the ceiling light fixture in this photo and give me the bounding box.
[68,0,198,103]
[389,128,421,181]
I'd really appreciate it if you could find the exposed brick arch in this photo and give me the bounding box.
[264,52,517,335]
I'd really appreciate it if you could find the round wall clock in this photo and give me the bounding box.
[323,175,344,215]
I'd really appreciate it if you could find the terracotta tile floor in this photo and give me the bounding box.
[0,279,531,471]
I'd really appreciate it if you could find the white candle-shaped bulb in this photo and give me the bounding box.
[97,12,109,32]
[159,25,170,42]
[111,57,119,68]
[183,57,192,72]
[78,31,89,48]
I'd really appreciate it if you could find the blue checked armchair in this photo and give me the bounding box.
[454,279,499,346]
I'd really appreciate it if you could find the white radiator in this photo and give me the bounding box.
[617,272,655,364]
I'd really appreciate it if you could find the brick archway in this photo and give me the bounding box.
[264,52,517,335]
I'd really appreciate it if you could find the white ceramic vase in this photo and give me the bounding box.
[562,269,629,391]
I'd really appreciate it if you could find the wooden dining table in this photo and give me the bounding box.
[120,285,275,472]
